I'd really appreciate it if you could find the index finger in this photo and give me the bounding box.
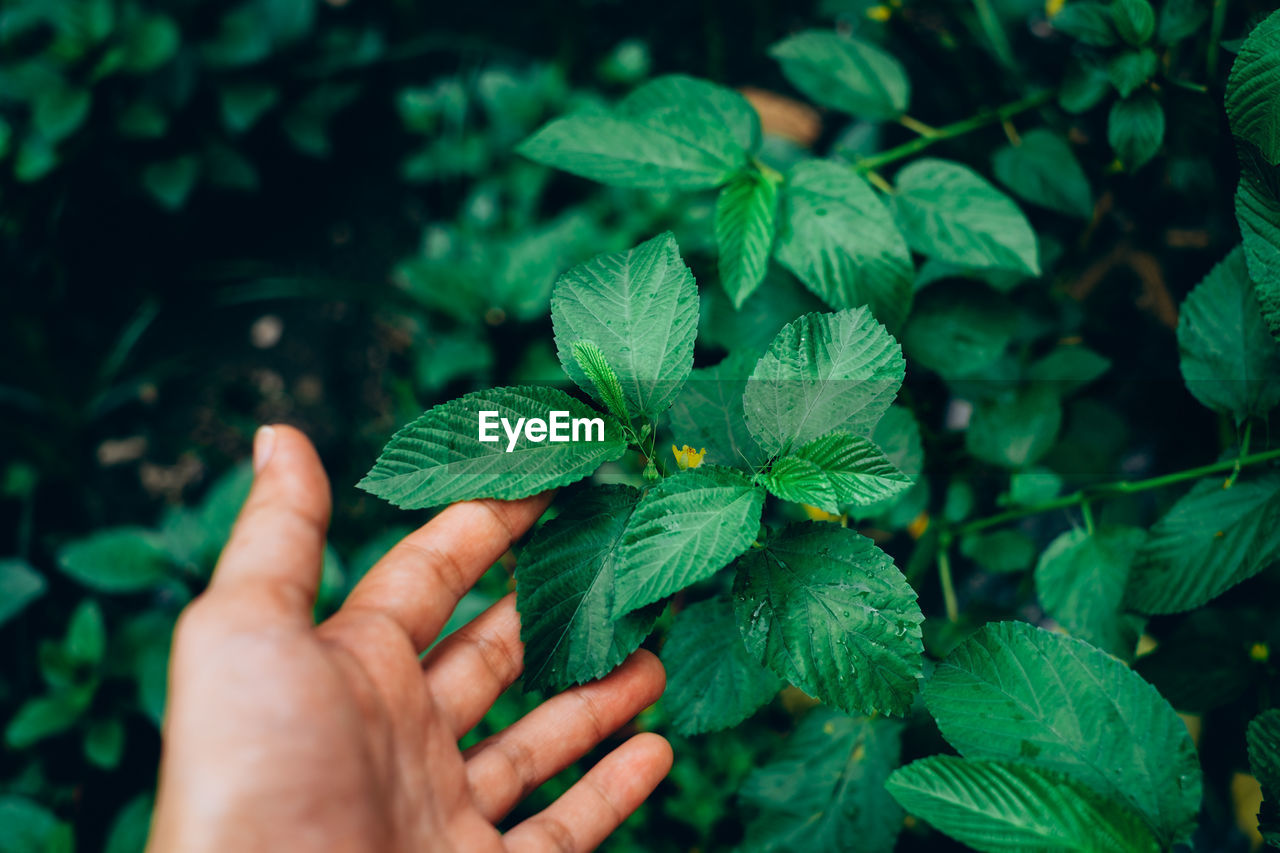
[337,492,553,651]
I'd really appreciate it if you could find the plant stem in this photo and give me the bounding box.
[864,169,896,194]
[956,446,1280,536]
[854,90,1055,173]
[1226,420,1253,489]
[1207,0,1228,79]
[1081,499,1095,536]
[938,533,960,622]
[898,115,939,137]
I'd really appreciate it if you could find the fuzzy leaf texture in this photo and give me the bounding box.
[358,386,626,509]
[733,522,924,716]
[1236,168,1280,343]
[742,308,905,457]
[612,466,764,617]
[1125,473,1280,614]
[570,340,632,423]
[773,160,915,330]
[516,486,662,691]
[923,620,1202,844]
[891,159,1040,276]
[716,168,778,308]
[1035,525,1146,657]
[740,710,904,853]
[768,30,910,120]
[1226,10,1280,168]
[552,232,698,417]
[763,432,912,514]
[660,596,781,734]
[1177,246,1280,422]
[1248,709,1280,846]
[887,757,1159,852]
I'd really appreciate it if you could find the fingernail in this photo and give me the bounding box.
[253,426,277,473]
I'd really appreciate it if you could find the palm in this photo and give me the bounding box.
[149,426,670,853]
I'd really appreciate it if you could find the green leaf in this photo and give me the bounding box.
[0,559,46,627]
[516,486,662,691]
[965,385,1062,468]
[1226,10,1280,169]
[552,232,698,418]
[58,528,174,593]
[849,404,926,521]
[1157,0,1208,44]
[613,466,764,616]
[66,599,105,667]
[105,794,154,853]
[763,432,912,513]
[1236,177,1280,342]
[617,74,761,158]
[903,282,1018,380]
[84,718,125,770]
[773,160,915,330]
[740,710,904,852]
[519,76,756,191]
[1026,345,1112,395]
[716,169,779,308]
[1035,525,1146,656]
[142,155,200,210]
[660,596,781,734]
[887,756,1160,852]
[1108,93,1165,171]
[570,340,630,424]
[1248,709,1280,846]
[668,352,766,469]
[743,308,905,456]
[5,691,90,749]
[1060,58,1114,114]
[0,796,73,853]
[219,83,279,134]
[924,620,1202,844]
[1125,473,1280,614]
[1007,467,1063,505]
[1178,246,1280,421]
[960,529,1036,573]
[358,386,626,509]
[1051,3,1120,45]
[1111,0,1156,45]
[1107,48,1157,98]
[769,30,910,120]
[119,14,180,73]
[733,522,924,716]
[33,86,91,143]
[991,129,1094,218]
[892,159,1040,276]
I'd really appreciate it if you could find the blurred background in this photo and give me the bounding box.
[0,0,1272,849]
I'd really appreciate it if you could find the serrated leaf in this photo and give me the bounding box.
[1108,92,1165,171]
[1236,176,1280,342]
[1178,246,1280,421]
[991,129,1094,218]
[667,351,766,469]
[58,528,174,593]
[1035,525,1146,656]
[1226,10,1280,168]
[516,486,662,691]
[571,340,631,423]
[358,386,625,509]
[849,404,925,521]
[1248,709,1280,845]
[743,308,905,456]
[733,522,924,716]
[1112,0,1156,45]
[660,596,781,734]
[769,30,910,120]
[892,159,1040,276]
[1051,2,1120,45]
[552,232,698,418]
[904,282,1018,380]
[965,385,1062,468]
[716,169,779,308]
[0,559,46,627]
[519,75,755,191]
[763,432,911,513]
[888,756,1160,852]
[613,467,764,616]
[774,160,915,330]
[1125,473,1280,614]
[740,709,904,852]
[924,620,1203,844]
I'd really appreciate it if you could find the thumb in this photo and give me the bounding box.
[207,425,332,620]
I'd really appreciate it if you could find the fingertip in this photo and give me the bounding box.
[630,731,674,777]
[250,424,331,525]
[623,648,667,698]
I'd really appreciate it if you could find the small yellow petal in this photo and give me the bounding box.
[1046,0,1065,17]
[802,504,844,523]
[907,512,930,540]
[1251,642,1270,663]
[866,5,892,21]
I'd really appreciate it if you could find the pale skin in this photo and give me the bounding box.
[148,425,673,852]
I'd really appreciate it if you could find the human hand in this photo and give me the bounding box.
[148,425,672,852]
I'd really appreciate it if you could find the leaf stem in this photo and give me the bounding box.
[1207,0,1228,79]
[854,90,1055,173]
[955,447,1280,536]
[1225,420,1253,490]
[1080,499,1095,536]
[937,533,960,622]
[898,115,939,137]
[863,169,896,195]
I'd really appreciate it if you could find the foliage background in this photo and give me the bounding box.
[1,0,1278,849]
